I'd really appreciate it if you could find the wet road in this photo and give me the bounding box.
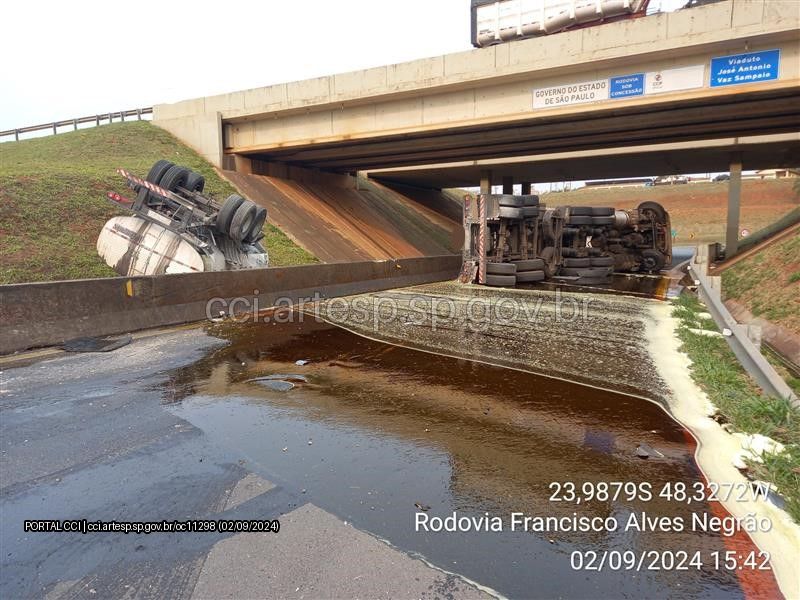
[0,317,777,598]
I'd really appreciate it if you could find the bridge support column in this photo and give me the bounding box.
[726,153,742,258]
[502,176,514,195]
[520,182,532,194]
[480,170,492,194]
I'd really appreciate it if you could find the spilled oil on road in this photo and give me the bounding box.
[161,317,781,599]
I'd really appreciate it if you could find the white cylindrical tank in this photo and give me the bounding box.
[97,216,206,276]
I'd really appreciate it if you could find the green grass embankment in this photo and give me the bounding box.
[671,294,799,523]
[0,122,316,284]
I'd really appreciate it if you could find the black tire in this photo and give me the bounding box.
[497,195,524,208]
[512,258,544,271]
[561,247,578,257]
[590,256,615,267]
[522,195,540,206]
[159,165,190,193]
[587,247,603,256]
[146,159,174,185]
[135,159,174,198]
[591,207,614,216]
[567,215,593,225]
[569,206,593,216]
[563,257,591,267]
[523,206,539,218]
[499,206,524,219]
[484,274,516,287]
[591,216,615,226]
[638,201,667,222]
[515,270,545,283]
[640,249,666,272]
[229,201,257,242]
[217,194,246,234]
[184,172,205,193]
[244,207,267,243]
[487,262,517,275]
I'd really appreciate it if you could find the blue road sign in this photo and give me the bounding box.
[609,74,645,99]
[710,49,780,87]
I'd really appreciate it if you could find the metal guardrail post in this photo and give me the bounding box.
[52,122,57,135]
[73,119,78,131]
[14,130,19,141]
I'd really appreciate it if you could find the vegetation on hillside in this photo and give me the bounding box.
[721,231,800,335]
[671,294,799,523]
[0,122,316,284]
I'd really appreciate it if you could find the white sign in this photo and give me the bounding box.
[645,65,705,95]
[533,79,609,109]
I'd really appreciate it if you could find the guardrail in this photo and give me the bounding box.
[0,107,153,142]
[689,246,797,405]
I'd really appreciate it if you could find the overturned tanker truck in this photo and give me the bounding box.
[462,194,672,286]
[98,160,268,276]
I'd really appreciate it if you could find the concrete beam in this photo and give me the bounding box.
[480,170,492,194]
[726,154,743,257]
[0,256,461,355]
[367,133,800,188]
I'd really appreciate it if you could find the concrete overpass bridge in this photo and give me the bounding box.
[154,0,799,255]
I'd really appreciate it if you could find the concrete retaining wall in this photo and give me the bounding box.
[0,255,460,355]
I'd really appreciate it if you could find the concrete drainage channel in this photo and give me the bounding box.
[0,264,793,598]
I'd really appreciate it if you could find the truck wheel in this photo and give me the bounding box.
[135,159,174,198]
[522,195,540,206]
[638,201,667,222]
[146,160,174,185]
[229,201,257,242]
[563,257,590,267]
[523,206,539,218]
[591,207,614,216]
[484,274,516,287]
[591,216,615,226]
[641,249,666,272]
[498,195,524,207]
[590,256,615,267]
[217,195,246,234]
[159,165,190,193]
[515,270,545,282]
[244,207,267,243]
[569,206,593,216]
[499,206,524,219]
[184,172,205,193]
[486,262,517,275]
[512,259,544,271]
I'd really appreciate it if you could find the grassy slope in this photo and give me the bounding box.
[546,180,799,244]
[0,122,316,284]
[721,231,800,336]
[671,294,800,523]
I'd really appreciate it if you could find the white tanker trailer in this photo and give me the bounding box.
[98,160,268,276]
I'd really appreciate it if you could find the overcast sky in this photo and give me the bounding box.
[0,0,475,130]
[1,0,690,131]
